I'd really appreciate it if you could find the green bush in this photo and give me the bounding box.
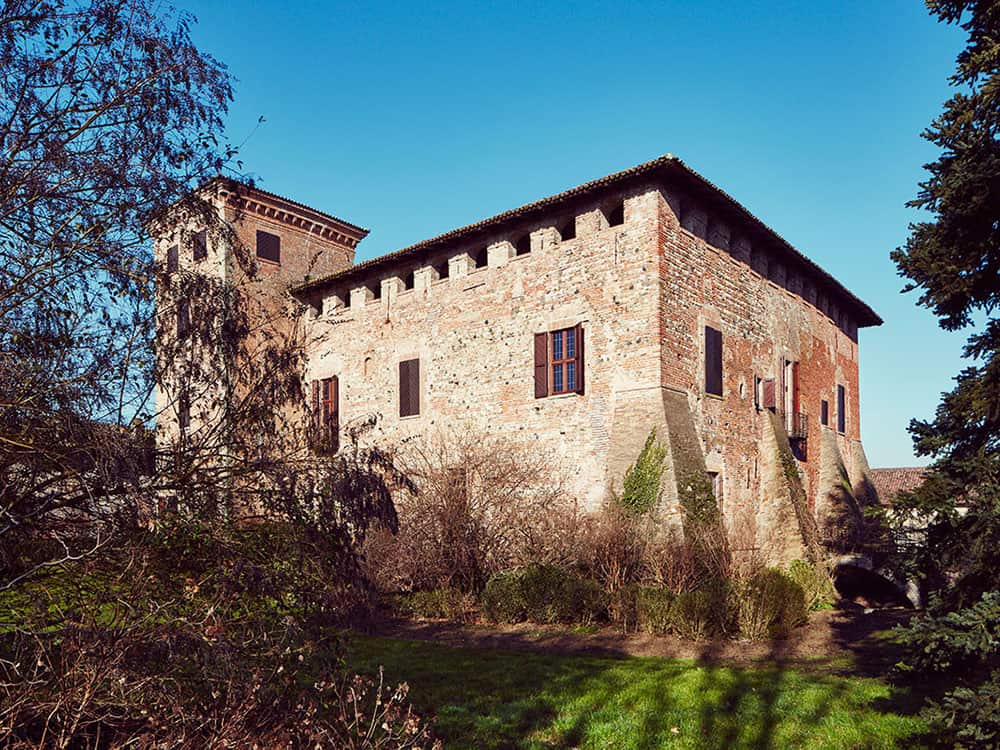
[636,586,675,635]
[480,572,527,624]
[392,588,474,621]
[787,559,836,611]
[481,565,605,625]
[669,580,732,640]
[733,568,808,641]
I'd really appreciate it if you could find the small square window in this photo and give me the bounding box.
[256,230,280,264]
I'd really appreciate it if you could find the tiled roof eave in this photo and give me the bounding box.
[291,155,882,327]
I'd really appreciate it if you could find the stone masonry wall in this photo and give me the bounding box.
[305,186,665,508]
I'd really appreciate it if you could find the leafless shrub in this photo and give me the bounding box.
[363,431,579,594]
[0,529,438,750]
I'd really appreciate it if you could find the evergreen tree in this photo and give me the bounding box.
[891,3,1000,745]
[890,0,1000,598]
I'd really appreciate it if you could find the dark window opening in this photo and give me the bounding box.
[178,389,190,430]
[606,200,625,227]
[837,385,846,433]
[534,325,585,398]
[821,399,829,427]
[192,230,207,261]
[166,245,179,274]
[403,270,415,290]
[369,282,381,301]
[256,230,280,264]
[472,246,488,269]
[177,298,190,337]
[515,234,531,256]
[399,358,420,417]
[434,259,449,280]
[559,217,576,241]
[705,326,723,397]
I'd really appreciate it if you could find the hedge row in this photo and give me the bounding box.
[393,563,816,641]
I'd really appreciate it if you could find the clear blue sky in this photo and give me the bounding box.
[187,0,968,468]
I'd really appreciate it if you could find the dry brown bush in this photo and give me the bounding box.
[362,432,581,594]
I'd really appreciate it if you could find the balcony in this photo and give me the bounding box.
[788,411,809,441]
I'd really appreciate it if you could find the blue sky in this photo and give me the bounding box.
[188,0,968,467]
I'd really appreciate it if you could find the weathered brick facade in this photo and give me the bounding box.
[158,156,882,563]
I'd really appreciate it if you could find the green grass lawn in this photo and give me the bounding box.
[346,636,925,750]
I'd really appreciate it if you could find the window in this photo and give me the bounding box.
[192,230,207,261]
[707,471,723,505]
[178,389,190,430]
[514,234,531,256]
[782,359,800,431]
[820,399,829,427]
[256,230,280,264]
[166,245,179,274]
[559,217,576,241]
[311,376,340,451]
[837,385,846,433]
[399,358,420,417]
[534,325,585,398]
[704,326,723,397]
[605,200,625,227]
[176,298,190,337]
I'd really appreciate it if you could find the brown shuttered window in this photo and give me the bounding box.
[837,384,846,433]
[705,326,723,397]
[166,245,179,274]
[256,230,281,264]
[399,359,420,417]
[311,377,340,451]
[192,230,207,261]
[322,376,339,451]
[535,326,585,398]
[820,399,829,426]
[178,389,190,430]
[176,298,190,337]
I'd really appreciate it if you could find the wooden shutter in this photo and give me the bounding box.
[762,378,776,410]
[534,332,549,399]
[256,230,281,264]
[167,245,179,274]
[575,324,585,395]
[792,361,800,416]
[399,359,419,417]
[329,376,340,451]
[311,380,320,430]
[705,326,723,396]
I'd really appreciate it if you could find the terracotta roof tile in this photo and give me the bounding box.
[290,154,882,327]
[870,467,928,504]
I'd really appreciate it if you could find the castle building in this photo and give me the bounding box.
[157,154,882,563]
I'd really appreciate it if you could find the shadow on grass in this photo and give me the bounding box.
[344,616,926,750]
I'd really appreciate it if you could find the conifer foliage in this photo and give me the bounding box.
[891,3,1000,746]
